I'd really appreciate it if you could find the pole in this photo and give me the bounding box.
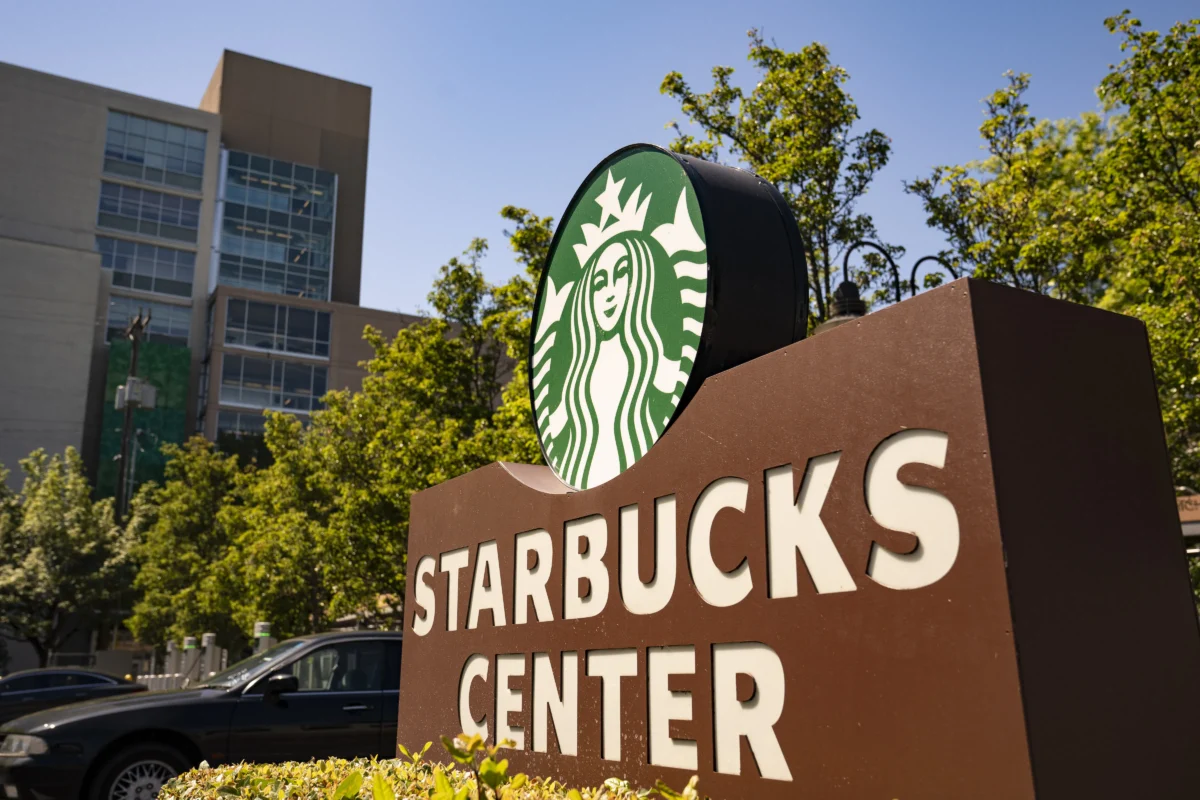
[115,310,149,520]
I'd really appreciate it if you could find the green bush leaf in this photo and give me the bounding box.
[440,735,474,766]
[479,757,508,789]
[371,772,395,800]
[332,770,363,800]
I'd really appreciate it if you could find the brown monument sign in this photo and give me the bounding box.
[399,146,1198,798]
[399,278,1200,798]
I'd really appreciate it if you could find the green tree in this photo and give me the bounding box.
[1093,12,1199,490]
[202,209,555,639]
[215,414,335,639]
[905,13,1199,488]
[904,72,1113,301]
[0,448,131,667]
[661,29,897,322]
[125,437,243,651]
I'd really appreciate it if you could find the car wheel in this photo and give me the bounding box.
[88,743,191,800]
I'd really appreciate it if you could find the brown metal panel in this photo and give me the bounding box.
[319,130,368,305]
[400,280,1047,798]
[970,281,1200,799]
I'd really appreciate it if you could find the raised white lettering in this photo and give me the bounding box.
[587,649,638,761]
[564,515,609,619]
[458,654,489,740]
[515,529,554,624]
[688,477,752,607]
[648,646,697,770]
[765,456,856,596]
[411,556,436,636]
[620,496,677,615]
[440,548,469,632]
[713,642,791,780]
[532,652,578,755]
[467,541,506,629]
[865,430,959,590]
[495,654,525,749]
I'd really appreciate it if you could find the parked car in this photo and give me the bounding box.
[0,631,402,800]
[0,670,146,726]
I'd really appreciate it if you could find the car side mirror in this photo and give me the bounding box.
[264,672,299,701]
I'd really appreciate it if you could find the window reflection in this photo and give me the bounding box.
[96,236,194,298]
[219,353,327,413]
[224,298,330,357]
[104,110,206,191]
[217,149,335,300]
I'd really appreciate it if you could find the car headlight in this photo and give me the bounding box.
[0,735,49,757]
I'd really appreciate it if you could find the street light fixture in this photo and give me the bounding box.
[813,241,962,336]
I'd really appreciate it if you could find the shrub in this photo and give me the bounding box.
[159,735,704,800]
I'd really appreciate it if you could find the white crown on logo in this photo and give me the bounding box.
[573,170,652,267]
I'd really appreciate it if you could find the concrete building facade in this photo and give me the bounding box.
[0,52,417,500]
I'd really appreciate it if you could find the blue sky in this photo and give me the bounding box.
[2,1,1195,314]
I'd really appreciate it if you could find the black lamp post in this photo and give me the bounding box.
[813,241,960,335]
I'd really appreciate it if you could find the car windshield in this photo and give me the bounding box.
[196,640,309,688]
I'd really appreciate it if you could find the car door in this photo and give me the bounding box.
[34,673,89,711]
[228,640,385,764]
[380,641,401,757]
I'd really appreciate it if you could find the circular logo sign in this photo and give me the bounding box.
[531,146,708,490]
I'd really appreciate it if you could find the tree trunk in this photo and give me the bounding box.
[30,639,48,668]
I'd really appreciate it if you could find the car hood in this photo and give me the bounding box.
[0,687,233,733]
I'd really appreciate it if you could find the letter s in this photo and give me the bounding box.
[412,556,436,636]
[865,429,959,590]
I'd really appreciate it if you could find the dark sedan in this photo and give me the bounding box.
[0,631,402,800]
[0,670,145,726]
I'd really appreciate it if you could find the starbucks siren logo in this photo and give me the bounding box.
[532,148,708,490]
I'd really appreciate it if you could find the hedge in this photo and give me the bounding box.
[159,736,705,800]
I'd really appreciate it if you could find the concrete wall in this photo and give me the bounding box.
[0,61,221,478]
[0,238,100,487]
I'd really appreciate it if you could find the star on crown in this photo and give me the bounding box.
[573,170,652,267]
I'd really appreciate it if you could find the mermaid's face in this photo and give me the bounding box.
[592,242,631,333]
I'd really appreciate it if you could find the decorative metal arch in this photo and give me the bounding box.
[841,240,960,304]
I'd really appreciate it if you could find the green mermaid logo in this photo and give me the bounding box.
[532,147,708,490]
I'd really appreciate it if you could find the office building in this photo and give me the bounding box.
[0,52,419,500]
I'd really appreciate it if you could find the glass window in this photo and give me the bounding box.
[217,409,266,437]
[217,149,335,300]
[223,298,330,358]
[42,673,108,688]
[97,182,201,243]
[106,295,191,348]
[384,642,402,692]
[0,675,49,692]
[288,641,385,692]
[103,111,206,191]
[96,236,194,297]
[218,353,327,413]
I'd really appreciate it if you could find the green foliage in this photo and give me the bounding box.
[904,71,1112,302]
[0,448,132,666]
[123,209,553,647]
[905,12,1200,488]
[157,755,702,800]
[124,438,244,651]
[440,733,528,800]
[1093,12,1200,490]
[661,29,898,321]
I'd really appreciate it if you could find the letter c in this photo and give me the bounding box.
[458,654,489,740]
[688,476,752,607]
